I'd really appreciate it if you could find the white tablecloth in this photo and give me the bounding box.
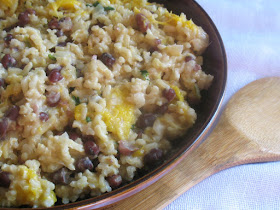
[166,0,280,209]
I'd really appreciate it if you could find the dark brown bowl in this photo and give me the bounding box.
[16,1,227,209]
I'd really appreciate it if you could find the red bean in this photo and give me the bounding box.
[0,118,8,140]
[39,112,49,122]
[4,34,13,46]
[48,18,60,30]
[76,157,93,172]
[135,13,151,33]
[118,140,137,156]
[107,174,122,188]
[144,148,163,166]
[136,113,156,129]
[46,66,63,76]
[162,88,176,102]
[51,167,70,185]
[0,171,11,188]
[156,103,168,114]
[46,91,61,107]
[185,56,194,62]
[25,9,36,15]
[1,54,17,69]
[48,69,63,83]
[83,135,95,142]
[100,53,115,68]
[0,78,6,88]
[5,105,20,121]
[67,131,80,141]
[84,141,100,156]
[194,64,201,71]
[149,46,159,54]
[18,10,32,27]
[56,29,64,37]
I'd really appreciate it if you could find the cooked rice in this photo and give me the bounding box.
[0,0,213,207]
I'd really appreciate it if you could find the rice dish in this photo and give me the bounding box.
[0,0,213,207]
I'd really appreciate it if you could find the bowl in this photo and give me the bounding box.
[1,0,226,209]
[48,0,227,209]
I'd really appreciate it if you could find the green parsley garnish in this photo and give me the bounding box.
[86,1,100,7]
[86,116,92,123]
[48,54,56,61]
[104,6,115,11]
[24,38,31,48]
[140,70,149,80]
[72,95,80,106]
[131,124,136,130]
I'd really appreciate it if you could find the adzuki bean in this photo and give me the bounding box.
[162,88,176,102]
[39,112,49,122]
[67,131,80,141]
[156,103,168,114]
[18,9,35,27]
[4,34,13,46]
[5,105,20,121]
[84,141,100,156]
[48,69,63,83]
[135,13,151,33]
[51,167,70,185]
[48,18,60,30]
[100,53,115,68]
[76,157,93,172]
[107,174,122,188]
[143,148,163,166]
[136,113,156,129]
[0,171,11,188]
[185,55,194,62]
[1,54,17,69]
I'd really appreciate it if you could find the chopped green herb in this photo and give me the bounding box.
[104,6,115,11]
[25,41,31,48]
[24,37,32,47]
[86,1,99,7]
[140,70,149,80]
[48,54,56,61]
[131,124,136,130]
[86,116,92,123]
[93,1,100,6]
[72,95,80,106]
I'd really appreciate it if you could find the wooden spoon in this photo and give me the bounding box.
[108,77,280,209]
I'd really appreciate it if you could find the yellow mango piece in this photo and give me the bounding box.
[101,87,136,140]
[48,0,81,16]
[13,166,57,206]
[132,146,145,157]
[74,103,86,121]
[170,85,184,101]
[0,0,18,14]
